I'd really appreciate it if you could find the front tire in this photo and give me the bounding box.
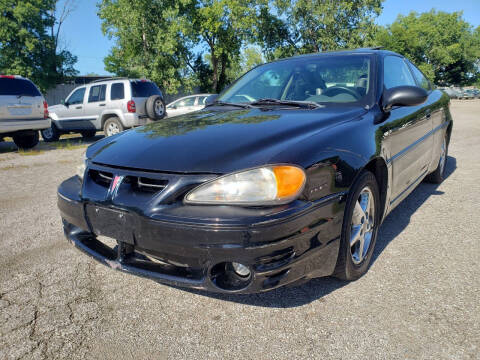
[81,130,97,139]
[41,123,60,142]
[103,117,124,137]
[334,171,380,281]
[13,131,40,150]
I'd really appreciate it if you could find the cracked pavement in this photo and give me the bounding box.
[0,101,479,359]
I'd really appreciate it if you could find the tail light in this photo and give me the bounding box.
[0,75,15,79]
[127,100,136,113]
[43,100,49,119]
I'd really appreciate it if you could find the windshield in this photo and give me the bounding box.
[218,54,373,106]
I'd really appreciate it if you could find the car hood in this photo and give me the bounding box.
[87,106,365,173]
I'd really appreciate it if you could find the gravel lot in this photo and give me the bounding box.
[0,100,479,360]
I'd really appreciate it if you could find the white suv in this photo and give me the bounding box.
[0,75,50,149]
[45,78,165,141]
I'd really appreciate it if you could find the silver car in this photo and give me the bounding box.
[45,78,166,141]
[0,75,50,149]
[166,94,213,118]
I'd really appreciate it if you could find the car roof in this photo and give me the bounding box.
[270,48,402,65]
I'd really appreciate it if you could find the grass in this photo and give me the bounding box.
[18,149,45,156]
[47,140,87,150]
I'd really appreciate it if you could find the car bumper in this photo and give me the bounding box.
[122,113,149,128]
[0,118,50,134]
[58,176,345,294]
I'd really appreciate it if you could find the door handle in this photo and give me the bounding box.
[75,106,82,109]
[99,103,106,107]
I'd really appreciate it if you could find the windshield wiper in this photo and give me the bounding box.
[250,98,321,109]
[206,101,252,109]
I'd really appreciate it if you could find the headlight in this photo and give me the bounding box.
[76,151,87,181]
[184,165,306,206]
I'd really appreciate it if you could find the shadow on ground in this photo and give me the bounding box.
[179,156,457,308]
[0,134,104,154]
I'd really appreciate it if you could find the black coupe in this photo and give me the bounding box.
[58,49,452,293]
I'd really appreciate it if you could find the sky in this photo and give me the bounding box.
[60,0,480,76]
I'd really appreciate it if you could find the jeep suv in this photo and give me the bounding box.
[0,75,50,149]
[45,78,165,141]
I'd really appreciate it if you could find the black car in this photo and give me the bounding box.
[58,49,452,294]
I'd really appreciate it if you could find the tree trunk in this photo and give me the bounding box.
[218,51,228,93]
[211,48,218,92]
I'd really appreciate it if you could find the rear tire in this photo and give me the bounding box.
[81,130,97,139]
[145,95,166,120]
[13,131,40,150]
[425,134,448,184]
[41,123,60,142]
[103,117,124,137]
[334,171,380,281]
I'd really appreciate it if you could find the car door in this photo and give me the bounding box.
[83,84,107,130]
[55,87,86,129]
[195,96,208,111]
[380,55,433,206]
[166,97,196,117]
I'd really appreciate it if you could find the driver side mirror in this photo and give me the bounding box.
[205,94,218,106]
[382,86,428,112]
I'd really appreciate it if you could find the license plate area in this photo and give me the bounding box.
[86,205,134,244]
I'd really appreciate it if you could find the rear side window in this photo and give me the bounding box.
[197,96,207,105]
[0,78,41,96]
[110,83,124,100]
[408,61,432,91]
[131,81,161,97]
[88,84,106,103]
[383,56,416,89]
[67,88,86,105]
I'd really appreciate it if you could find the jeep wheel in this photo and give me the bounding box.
[41,123,60,142]
[13,131,40,150]
[81,130,97,139]
[103,117,124,137]
[146,95,166,120]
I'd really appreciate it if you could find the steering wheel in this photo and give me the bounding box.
[322,86,361,100]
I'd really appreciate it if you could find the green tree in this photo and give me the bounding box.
[255,0,384,60]
[375,10,480,86]
[98,0,197,94]
[0,0,78,91]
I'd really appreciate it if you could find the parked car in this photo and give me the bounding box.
[44,78,165,141]
[440,87,462,99]
[0,75,50,149]
[463,89,479,99]
[58,49,452,294]
[166,94,214,117]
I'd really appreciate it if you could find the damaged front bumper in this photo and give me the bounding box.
[58,175,345,294]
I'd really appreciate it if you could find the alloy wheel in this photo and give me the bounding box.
[107,122,120,136]
[42,127,53,139]
[350,187,375,265]
[154,100,164,117]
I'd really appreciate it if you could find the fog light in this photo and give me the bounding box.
[231,262,250,277]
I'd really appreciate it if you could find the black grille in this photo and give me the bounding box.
[89,170,113,187]
[128,176,168,193]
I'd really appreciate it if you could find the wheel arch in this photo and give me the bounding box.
[100,111,123,129]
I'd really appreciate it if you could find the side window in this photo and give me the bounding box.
[408,61,432,91]
[67,88,86,105]
[110,83,124,100]
[383,56,416,89]
[178,97,195,107]
[88,84,106,103]
[197,96,207,105]
[184,97,196,106]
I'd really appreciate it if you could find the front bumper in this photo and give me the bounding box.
[58,176,345,294]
